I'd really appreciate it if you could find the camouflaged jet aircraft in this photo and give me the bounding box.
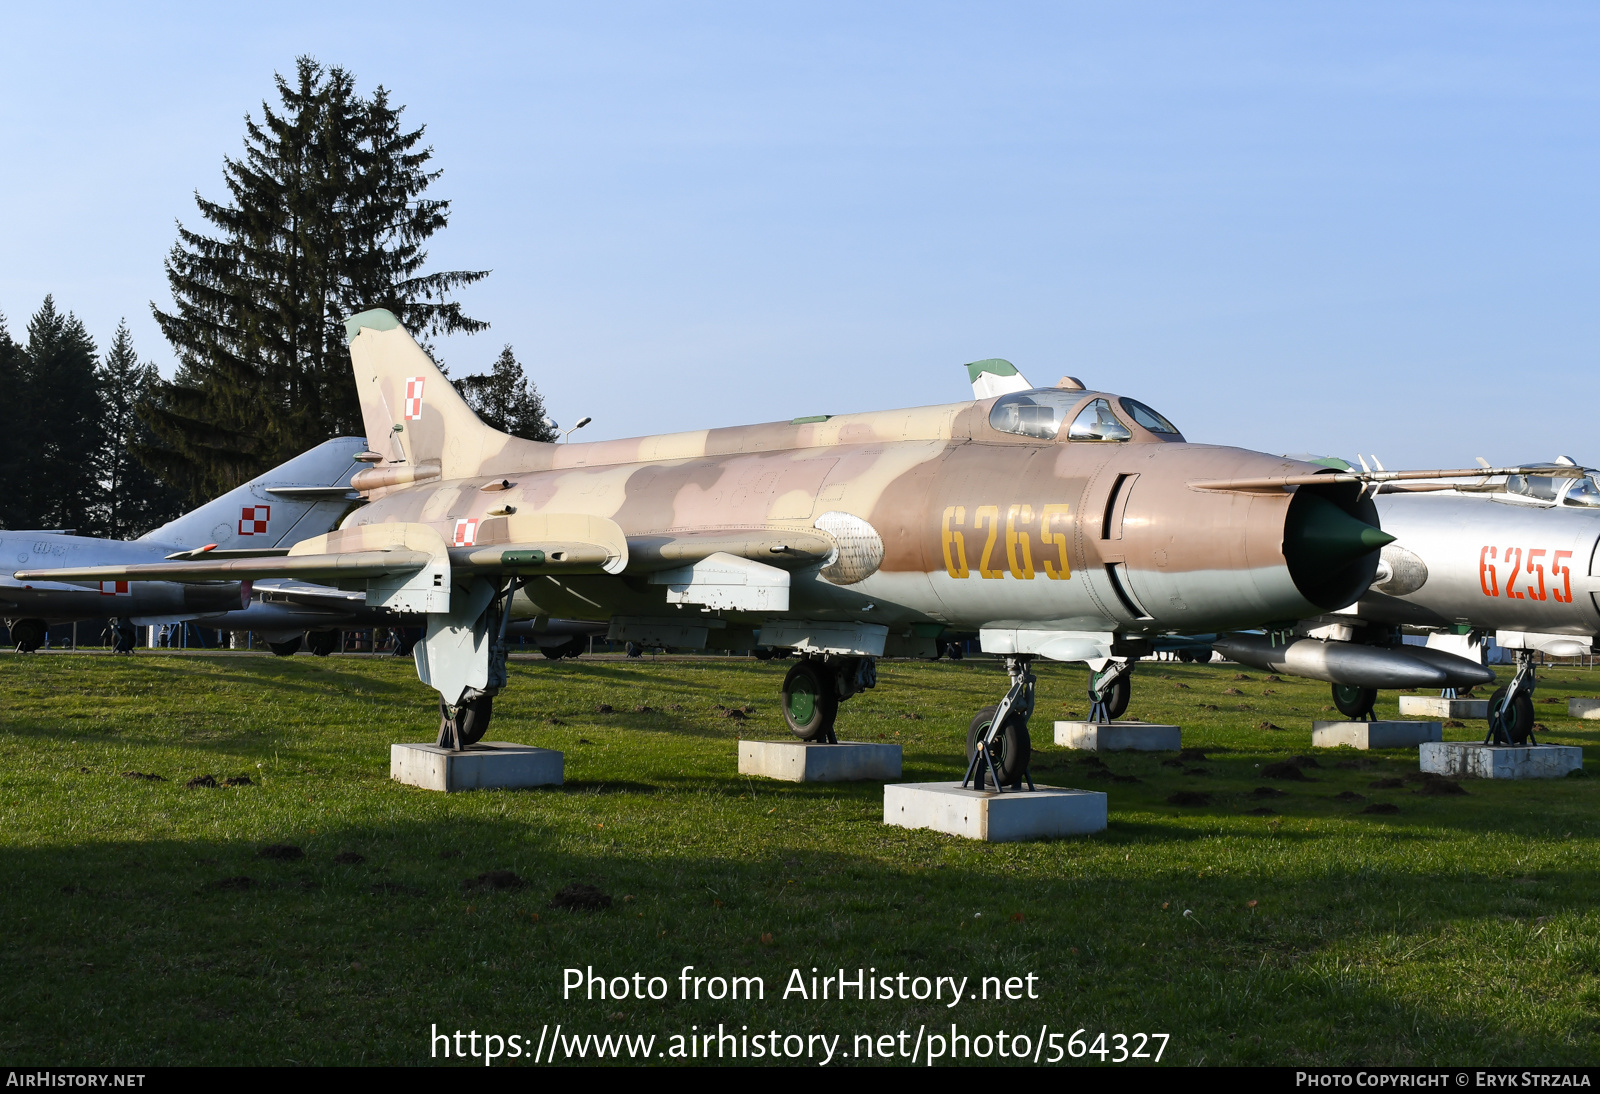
[30,310,1532,783]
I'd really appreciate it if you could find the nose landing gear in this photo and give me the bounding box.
[963,655,1036,792]
[1487,650,1538,746]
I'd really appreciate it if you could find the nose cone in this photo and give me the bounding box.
[1285,493,1394,572]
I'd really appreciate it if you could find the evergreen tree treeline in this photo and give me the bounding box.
[144,56,490,502]
[0,300,181,537]
[0,56,559,533]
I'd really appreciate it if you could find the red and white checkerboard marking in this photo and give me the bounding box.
[404,377,426,420]
[99,581,130,597]
[239,505,270,535]
[453,518,479,547]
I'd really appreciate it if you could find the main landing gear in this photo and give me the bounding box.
[1331,683,1378,721]
[963,655,1036,792]
[1088,660,1134,722]
[1487,649,1538,746]
[780,654,876,742]
[436,579,520,751]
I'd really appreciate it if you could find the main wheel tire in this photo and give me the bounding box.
[753,648,774,661]
[782,660,838,741]
[438,695,493,750]
[625,642,643,658]
[267,637,302,657]
[1489,686,1536,744]
[945,642,964,661]
[1098,674,1131,720]
[1176,650,1195,664]
[306,630,339,657]
[110,619,136,654]
[1332,683,1377,719]
[10,618,46,653]
[966,705,1032,787]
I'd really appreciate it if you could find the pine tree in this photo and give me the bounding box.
[0,312,26,529]
[98,322,183,538]
[144,56,489,501]
[455,345,558,442]
[18,297,103,532]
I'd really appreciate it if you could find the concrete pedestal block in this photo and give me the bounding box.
[1398,696,1489,719]
[1420,741,1583,779]
[738,740,902,782]
[390,742,563,792]
[1054,721,1181,751]
[1569,698,1600,720]
[883,782,1106,842]
[1312,720,1442,750]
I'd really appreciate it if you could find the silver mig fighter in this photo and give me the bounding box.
[1216,458,1600,744]
[2,438,366,651]
[30,312,1539,786]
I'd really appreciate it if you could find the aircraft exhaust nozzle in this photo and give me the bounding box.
[1280,488,1394,611]
[1214,633,1495,689]
[1284,493,1394,571]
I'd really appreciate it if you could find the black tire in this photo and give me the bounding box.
[945,642,964,661]
[782,660,838,741]
[1489,686,1536,745]
[625,642,643,658]
[1332,683,1377,719]
[966,705,1032,787]
[541,643,564,660]
[306,630,339,657]
[438,694,493,750]
[1098,674,1131,720]
[10,618,46,653]
[267,637,302,658]
[753,648,774,661]
[110,618,137,654]
[1176,650,1194,664]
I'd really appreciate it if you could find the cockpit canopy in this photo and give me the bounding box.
[988,389,1182,442]
[1507,466,1600,508]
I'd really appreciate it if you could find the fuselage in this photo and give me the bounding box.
[1360,490,1600,636]
[347,386,1376,641]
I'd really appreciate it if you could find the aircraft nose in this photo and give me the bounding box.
[1284,492,1394,572]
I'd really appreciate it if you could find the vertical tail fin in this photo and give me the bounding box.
[138,437,368,549]
[345,309,533,478]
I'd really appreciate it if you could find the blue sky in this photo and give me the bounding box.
[1,2,1596,465]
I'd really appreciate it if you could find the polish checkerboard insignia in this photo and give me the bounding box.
[453,518,479,547]
[404,377,426,420]
[99,581,130,596]
[239,505,271,535]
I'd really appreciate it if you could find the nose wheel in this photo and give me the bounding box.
[963,655,1036,792]
[1487,650,1539,745]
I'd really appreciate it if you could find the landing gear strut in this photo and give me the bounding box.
[963,655,1036,792]
[780,654,876,742]
[435,578,520,751]
[1487,650,1538,746]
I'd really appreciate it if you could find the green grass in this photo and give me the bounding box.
[1,650,1597,1066]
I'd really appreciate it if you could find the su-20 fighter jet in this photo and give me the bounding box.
[1216,457,1600,745]
[36,310,1539,785]
[1,437,367,652]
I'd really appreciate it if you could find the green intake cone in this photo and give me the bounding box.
[1284,493,1395,573]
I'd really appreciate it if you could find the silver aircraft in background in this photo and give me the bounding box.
[1218,457,1600,743]
[1,438,369,652]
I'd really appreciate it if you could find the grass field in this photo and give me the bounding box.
[1,649,1596,1066]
